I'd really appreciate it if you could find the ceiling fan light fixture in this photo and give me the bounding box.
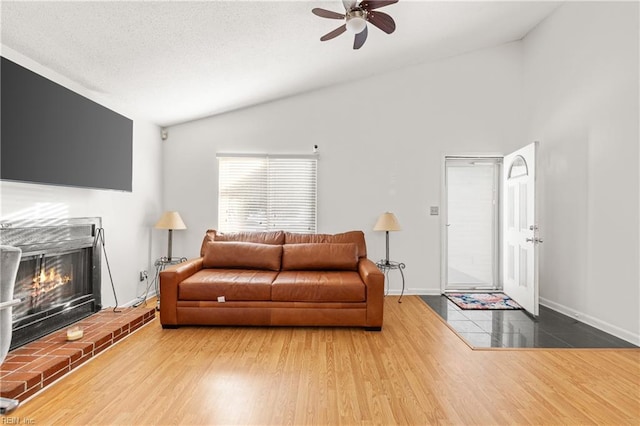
[346,17,367,33]
[346,10,367,33]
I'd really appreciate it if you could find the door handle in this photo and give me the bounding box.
[526,237,543,244]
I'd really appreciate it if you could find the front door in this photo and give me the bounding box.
[444,157,501,291]
[502,142,540,316]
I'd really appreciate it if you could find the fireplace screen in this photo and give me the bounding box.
[14,249,91,320]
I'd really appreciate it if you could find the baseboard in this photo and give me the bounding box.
[123,291,158,308]
[539,297,640,346]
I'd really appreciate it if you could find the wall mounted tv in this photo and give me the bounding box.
[1,57,133,191]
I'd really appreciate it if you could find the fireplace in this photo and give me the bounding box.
[0,218,101,350]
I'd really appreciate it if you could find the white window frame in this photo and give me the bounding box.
[217,153,318,233]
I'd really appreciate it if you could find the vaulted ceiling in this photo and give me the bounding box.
[1,1,560,126]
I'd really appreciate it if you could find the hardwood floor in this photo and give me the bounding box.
[10,296,640,425]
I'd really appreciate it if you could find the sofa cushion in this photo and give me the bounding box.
[284,231,367,258]
[179,269,277,301]
[272,271,365,302]
[203,241,282,271]
[200,229,285,256]
[281,243,358,271]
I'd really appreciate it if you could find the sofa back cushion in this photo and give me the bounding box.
[200,229,285,256]
[203,241,282,271]
[284,231,367,259]
[281,243,358,271]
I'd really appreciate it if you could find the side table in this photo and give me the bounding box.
[376,260,406,303]
[154,256,187,310]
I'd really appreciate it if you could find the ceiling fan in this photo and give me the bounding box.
[312,0,398,50]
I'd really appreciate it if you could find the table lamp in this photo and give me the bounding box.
[155,211,187,261]
[373,212,401,265]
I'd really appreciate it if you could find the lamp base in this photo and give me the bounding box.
[384,230,391,265]
[166,229,174,261]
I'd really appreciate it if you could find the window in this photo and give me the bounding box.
[217,154,317,233]
[508,155,528,179]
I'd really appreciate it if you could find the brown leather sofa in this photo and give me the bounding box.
[159,230,385,330]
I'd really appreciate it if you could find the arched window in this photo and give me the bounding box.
[508,155,528,179]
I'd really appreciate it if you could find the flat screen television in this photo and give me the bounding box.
[1,57,133,192]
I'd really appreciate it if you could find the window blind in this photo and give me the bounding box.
[218,155,317,233]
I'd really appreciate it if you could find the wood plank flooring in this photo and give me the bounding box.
[9,296,640,425]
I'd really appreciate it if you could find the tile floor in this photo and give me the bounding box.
[420,295,637,349]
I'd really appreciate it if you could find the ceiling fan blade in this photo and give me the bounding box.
[312,8,345,19]
[320,24,347,41]
[343,0,357,11]
[360,0,398,11]
[367,10,396,34]
[353,25,368,50]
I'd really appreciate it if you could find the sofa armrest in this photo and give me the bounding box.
[358,258,385,328]
[160,257,203,326]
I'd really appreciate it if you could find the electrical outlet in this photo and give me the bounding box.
[139,270,148,282]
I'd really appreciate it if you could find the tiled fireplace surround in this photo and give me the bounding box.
[0,306,155,402]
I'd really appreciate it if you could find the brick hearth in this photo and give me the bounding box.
[0,306,155,402]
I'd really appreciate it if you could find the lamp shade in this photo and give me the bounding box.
[154,211,187,230]
[373,212,401,232]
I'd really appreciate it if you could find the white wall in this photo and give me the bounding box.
[0,47,165,307]
[523,2,639,343]
[164,42,524,296]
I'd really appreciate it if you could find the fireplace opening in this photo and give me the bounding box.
[0,218,102,350]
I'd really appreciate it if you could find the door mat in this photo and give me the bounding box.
[445,293,522,310]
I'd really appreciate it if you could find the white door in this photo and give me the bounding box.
[502,142,540,316]
[444,158,501,291]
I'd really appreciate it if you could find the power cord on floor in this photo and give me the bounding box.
[132,270,158,308]
[93,227,122,313]
[137,258,186,311]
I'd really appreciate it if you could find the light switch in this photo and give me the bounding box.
[430,206,439,216]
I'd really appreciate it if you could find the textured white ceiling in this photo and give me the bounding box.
[1,1,560,126]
